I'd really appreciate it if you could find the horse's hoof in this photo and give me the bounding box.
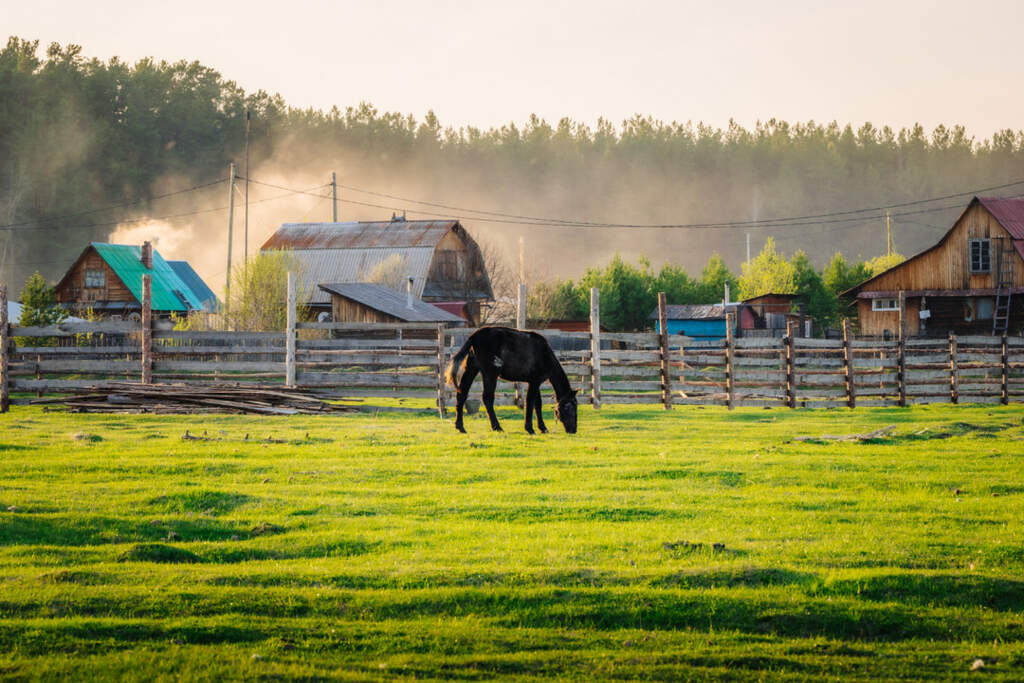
[524,428,535,435]
[456,425,466,434]
[538,427,548,434]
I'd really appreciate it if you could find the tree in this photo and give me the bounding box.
[696,253,738,303]
[17,271,66,327]
[864,252,907,276]
[738,238,796,299]
[577,255,656,331]
[225,252,308,331]
[527,278,585,324]
[791,251,837,331]
[822,252,872,295]
[365,254,408,290]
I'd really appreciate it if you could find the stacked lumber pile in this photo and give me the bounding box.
[31,383,358,415]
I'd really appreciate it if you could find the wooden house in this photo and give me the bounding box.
[260,217,493,325]
[844,197,1024,337]
[318,282,465,325]
[649,304,749,341]
[55,242,207,318]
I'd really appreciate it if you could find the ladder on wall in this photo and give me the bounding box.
[993,241,1015,334]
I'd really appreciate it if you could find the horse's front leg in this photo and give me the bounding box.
[454,365,479,433]
[481,372,502,432]
[523,383,539,434]
[534,385,548,434]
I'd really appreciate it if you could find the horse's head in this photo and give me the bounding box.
[554,389,579,434]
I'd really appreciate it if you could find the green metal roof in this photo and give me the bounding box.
[91,243,203,312]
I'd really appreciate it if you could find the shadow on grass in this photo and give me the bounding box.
[0,515,247,546]
[203,539,383,563]
[456,505,694,522]
[0,621,265,656]
[821,574,1024,612]
[148,490,256,515]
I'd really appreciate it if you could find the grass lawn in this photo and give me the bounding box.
[1,402,1023,680]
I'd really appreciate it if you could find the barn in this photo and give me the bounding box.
[844,197,1024,337]
[260,217,492,325]
[54,242,209,318]
[318,282,465,325]
[649,304,747,341]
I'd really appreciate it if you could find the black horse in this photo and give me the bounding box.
[445,327,578,434]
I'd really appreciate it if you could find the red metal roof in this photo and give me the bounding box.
[260,220,459,250]
[979,197,1024,239]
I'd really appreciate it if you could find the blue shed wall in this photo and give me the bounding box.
[656,318,730,341]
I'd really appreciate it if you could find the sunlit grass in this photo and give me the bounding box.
[1,403,1023,680]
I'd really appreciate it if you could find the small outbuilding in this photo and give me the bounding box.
[650,304,748,341]
[318,282,465,325]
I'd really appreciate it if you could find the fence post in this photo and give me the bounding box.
[785,320,796,409]
[0,284,8,413]
[285,271,296,388]
[141,275,152,384]
[590,287,602,409]
[1001,333,1009,405]
[436,324,447,419]
[948,332,958,404]
[725,311,735,410]
[657,292,672,410]
[514,283,527,409]
[897,290,906,408]
[842,318,855,409]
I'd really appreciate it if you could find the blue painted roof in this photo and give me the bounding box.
[91,243,203,312]
[168,261,219,311]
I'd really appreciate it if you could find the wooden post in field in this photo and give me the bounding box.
[842,318,855,409]
[0,284,8,413]
[590,287,602,409]
[141,275,152,384]
[436,323,447,419]
[725,311,735,410]
[897,290,906,407]
[1001,333,1009,405]
[657,292,672,410]
[514,283,527,408]
[285,271,296,388]
[948,332,958,404]
[785,320,796,409]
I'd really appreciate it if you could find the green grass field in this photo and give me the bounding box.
[1,402,1023,681]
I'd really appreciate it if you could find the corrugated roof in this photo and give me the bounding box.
[168,261,219,311]
[261,220,458,250]
[92,243,202,312]
[648,303,742,320]
[290,248,436,304]
[979,197,1024,239]
[318,283,465,323]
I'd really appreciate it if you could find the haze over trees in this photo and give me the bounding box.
[2,36,1023,302]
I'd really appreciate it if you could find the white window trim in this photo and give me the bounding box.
[872,298,899,311]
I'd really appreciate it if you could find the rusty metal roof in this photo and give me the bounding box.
[318,283,465,323]
[979,197,1024,239]
[261,220,459,250]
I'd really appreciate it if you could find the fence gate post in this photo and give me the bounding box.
[285,271,296,388]
[514,283,527,409]
[785,320,796,409]
[657,292,672,410]
[1001,333,1009,405]
[0,284,8,413]
[725,311,735,410]
[842,318,855,409]
[897,290,906,407]
[948,332,958,404]
[141,275,152,384]
[436,324,447,419]
[590,287,602,409]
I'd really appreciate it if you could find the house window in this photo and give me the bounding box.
[970,238,991,273]
[872,298,899,311]
[84,269,105,288]
[966,297,994,321]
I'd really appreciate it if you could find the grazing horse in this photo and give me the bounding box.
[444,327,578,434]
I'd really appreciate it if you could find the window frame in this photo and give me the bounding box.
[872,298,899,311]
[969,238,991,274]
[84,269,105,288]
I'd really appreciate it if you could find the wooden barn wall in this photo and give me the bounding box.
[857,299,921,337]
[331,297,400,324]
[56,249,134,307]
[866,204,1024,292]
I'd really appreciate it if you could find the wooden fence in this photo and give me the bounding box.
[2,281,1023,412]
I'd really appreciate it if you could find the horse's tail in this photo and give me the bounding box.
[444,336,474,388]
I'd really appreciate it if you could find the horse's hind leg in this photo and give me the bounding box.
[482,372,502,432]
[533,385,548,434]
[523,383,539,434]
[454,364,479,433]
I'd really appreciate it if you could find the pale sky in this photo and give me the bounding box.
[6,0,1023,139]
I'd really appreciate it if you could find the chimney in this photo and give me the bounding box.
[141,241,153,269]
[407,277,415,309]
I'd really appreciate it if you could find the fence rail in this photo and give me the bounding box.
[3,282,1024,413]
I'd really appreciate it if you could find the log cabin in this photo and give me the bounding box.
[260,217,493,325]
[844,197,1024,337]
[55,242,207,318]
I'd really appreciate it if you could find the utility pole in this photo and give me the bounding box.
[331,171,338,222]
[886,210,893,256]
[518,235,525,285]
[746,233,751,263]
[225,162,236,313]
[243,110,250,262]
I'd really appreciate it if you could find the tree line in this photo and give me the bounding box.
[3,37,1024,296]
